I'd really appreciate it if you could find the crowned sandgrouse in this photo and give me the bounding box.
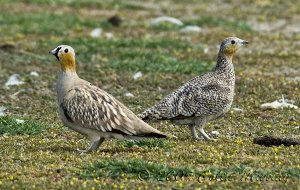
[138,37,248,140]
[49,45,167,153]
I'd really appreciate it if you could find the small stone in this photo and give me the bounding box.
[15,119,25,124]
[5,74,24,86]
[90,28,102,38]
[260,99,298,110]
[133,71,143,80]
[0,106,6,116]
[124,92,134,97]
[30,71,39,77]
[151,16,183,26]
[232,108,244,112]
[180,25,202,33]
[204,48,209,54]
[105,32,114,39]
[211,131,220,136]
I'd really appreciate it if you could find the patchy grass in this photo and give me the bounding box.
[76,159,194,181]
[0,0,299,189]
[8,0,148,9]
[115,139,171,149]
[0,12,100,36]
[184,16,252,32]
[105,53,213,74]
[0,116,46,135]
[77,159,300,182]
[56,37,213,74]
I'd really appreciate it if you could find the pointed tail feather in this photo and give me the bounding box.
[142,132,167,138]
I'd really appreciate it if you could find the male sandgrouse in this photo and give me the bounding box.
[49,45,167,153]
[138,37,248,140]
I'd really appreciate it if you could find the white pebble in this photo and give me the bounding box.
[203,48,209,54]
[211,131,220,136]
[124,92,134,97]
[0,106,6,116]
[180,25,202,33]
[30,71,39,77]
[260,100,298,109]
[151,16,183,26]
[90,28,102,38]
[133,71,143,80]
[105,32,114,39]
[15,119,25,124]
[5,74,24,86]
[232,108,244,112]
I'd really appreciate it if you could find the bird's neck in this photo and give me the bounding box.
[60,62,76,73]
[214,52,234,73]
[58,69,78,77]
[58,64,78,82]
[56,69,79,102]
[213,53,236,87]
[59,53,76,73]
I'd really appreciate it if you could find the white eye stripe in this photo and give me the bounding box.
[55,45,75,55]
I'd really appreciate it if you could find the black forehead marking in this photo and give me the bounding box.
[54,47,62,60]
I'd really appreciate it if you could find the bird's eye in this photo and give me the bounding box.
[231,40,235,44]
[64,48,68,53]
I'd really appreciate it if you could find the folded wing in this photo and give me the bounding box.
[61,86,138,136]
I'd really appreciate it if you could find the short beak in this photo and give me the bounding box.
[49,47,60,60]
[49,49,57,55]
[241,40,249,45]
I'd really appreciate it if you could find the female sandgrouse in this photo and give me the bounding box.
[138,37,248,141]
[49,45,167,153]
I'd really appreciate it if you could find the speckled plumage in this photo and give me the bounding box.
[138,37,248,140]
[50,45,167,153]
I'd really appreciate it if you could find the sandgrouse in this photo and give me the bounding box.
[138,37,248,141]
[49,45,167,153]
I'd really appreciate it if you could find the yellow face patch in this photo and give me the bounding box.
[224,45,238,55]
[58,52,76,72]
[224,45,238,61]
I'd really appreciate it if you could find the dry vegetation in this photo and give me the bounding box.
[0,0,299,189]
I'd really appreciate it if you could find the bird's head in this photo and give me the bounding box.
[219,37,248,60]
[49,45,76,72]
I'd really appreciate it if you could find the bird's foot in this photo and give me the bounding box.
[202,135,217,141]
[192,136,203,140]
[77,137,104,154]
[77,148,89,155]
[199,128,216,142]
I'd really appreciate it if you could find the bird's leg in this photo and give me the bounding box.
[199,127,216,141]
[78,137,105,154]
[196,118,216,141]
[189,125,201,139]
